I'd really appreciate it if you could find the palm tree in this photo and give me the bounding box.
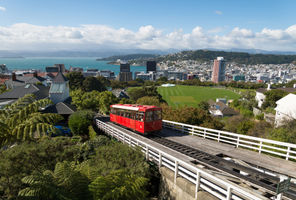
[0,94,63,146]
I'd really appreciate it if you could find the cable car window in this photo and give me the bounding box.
[136,112,144,121]
[145,111,153,122]
[154,110,162,120]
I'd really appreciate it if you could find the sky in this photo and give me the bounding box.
[0,0,296,52]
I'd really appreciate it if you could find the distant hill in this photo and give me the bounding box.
[153,50,296,64]
[97,54,159,61]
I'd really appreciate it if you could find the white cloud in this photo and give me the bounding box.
[215,10,223,15]
[0,6,6,11]
[0,23,296,51]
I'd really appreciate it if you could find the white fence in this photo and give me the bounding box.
[96,119,268,200]
[162,120,296,161]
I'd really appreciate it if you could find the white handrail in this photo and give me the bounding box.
[96,119,268,200]
[163,120,296,161]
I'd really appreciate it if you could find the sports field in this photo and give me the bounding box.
[157,85,240,108]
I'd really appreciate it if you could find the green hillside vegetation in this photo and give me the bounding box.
[157,85,240,108]
[155,50,296,64]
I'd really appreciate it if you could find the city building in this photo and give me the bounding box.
[212,57,226,83]
[135,71,155,81]
[117,72,133,82]
[69,66,83,72]
[99,70,115,80]
[0,64,9,74]
[120,62,130,72]
[146,61,157,73]
[233,74,245,81]
[46,64,66,73]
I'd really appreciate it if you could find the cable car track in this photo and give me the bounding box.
[147,134,296,199]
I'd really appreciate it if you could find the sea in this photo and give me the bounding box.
[0,57,146,75]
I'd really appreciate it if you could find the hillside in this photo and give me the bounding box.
[157,50,296,64]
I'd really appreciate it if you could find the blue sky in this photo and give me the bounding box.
[0,0,296,51]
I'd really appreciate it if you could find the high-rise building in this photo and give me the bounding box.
[117,72,133,82]
[212,57,226,83]
[120,62,130,72]
[146,61,156,73]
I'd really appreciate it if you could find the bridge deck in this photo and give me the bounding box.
[158,128,296,178]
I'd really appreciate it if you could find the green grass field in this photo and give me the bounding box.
[157,85,241,108]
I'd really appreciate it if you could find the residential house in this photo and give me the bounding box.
[274,94,296,127]
[5,71,47,89]
[208,99,238,117]
[0,84,49,108]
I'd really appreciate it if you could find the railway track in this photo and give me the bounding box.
[147,134,296,199]
[98,116,296,199]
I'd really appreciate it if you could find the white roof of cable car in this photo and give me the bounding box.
[112,105,139,111]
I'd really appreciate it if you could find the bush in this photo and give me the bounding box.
[136,96,160,106]
[0,137,80,199]
[68,110,95,138]
[255,113,264,120]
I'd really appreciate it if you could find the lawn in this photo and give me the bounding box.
[157,85,241,108]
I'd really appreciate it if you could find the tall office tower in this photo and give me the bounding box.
[120,62,130,72]
[146,61,156,73]
[212,57,226,83]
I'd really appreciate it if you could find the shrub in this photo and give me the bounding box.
[68,110,95,138]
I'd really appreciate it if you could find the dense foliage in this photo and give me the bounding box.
[0,94,63,147]
[0,84,6,94]
[0,135,156,200]
[262,89,288,109]
[65,72,109,92]
[68,110,95,139]
[128,86,164,102]
[136,96,161,106]
[161,105,224,129]
[70,90,117,114]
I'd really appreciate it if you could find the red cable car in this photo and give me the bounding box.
[110,104,162,135]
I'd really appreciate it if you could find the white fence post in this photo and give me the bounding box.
[218,131,221,142]
[226,186,232,200]
[195,171,201,200]
[236,137,240,148]
[159,153,162,167]
[259,141,263,154]
[286,147,291,160]
[146,146,149,160]
[203,129,206,138]
[174,160,178,185]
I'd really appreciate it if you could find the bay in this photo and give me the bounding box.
[0,57,146,75]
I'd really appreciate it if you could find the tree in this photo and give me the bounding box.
[136,96,160,106]
[68,110,94,139]
[262,89,288,109]
[19,161,91,200]
[89,170,148,200]
[0,137,81,199]
[0,94,63,147]
[98,91,118,114]
[82,77,106,92]
[0,84,6,94]
[66,72,85,90]
[197,100,210,111]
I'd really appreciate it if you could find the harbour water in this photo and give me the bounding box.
[0,57,146,75]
